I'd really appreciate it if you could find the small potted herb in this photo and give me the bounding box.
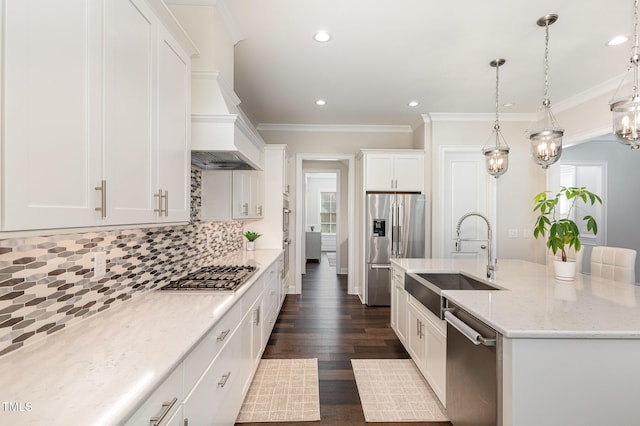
[533,186,602,280]
[243,231,261,251]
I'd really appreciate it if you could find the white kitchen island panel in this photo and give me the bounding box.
[393,257,640,426]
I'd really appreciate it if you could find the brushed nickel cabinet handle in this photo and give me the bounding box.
[163,190,169,217]
[95,180,107,219]
[154,189,164,215]
[218,372,231,388]
[150,397,177,426]
[217,329,230,342]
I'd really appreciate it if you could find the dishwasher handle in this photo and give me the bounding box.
[445,311,496,347]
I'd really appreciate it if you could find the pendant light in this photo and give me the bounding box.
[610,0,640,149]
[529,14,564,169]
[482,58,510,178]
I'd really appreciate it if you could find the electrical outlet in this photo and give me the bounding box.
[94,252,106,278]
[508,229,519,238]
[523,229,534,239]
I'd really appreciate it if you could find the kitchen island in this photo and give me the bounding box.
[392,257,640,426]
[0,249,284,426]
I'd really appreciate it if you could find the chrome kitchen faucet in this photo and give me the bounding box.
[455,212,495,278]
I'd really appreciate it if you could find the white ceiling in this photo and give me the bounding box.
[228,0,634,127]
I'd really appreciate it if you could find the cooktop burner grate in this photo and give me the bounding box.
[161,265,258,291]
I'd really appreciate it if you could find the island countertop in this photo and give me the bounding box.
[391,258,640,339]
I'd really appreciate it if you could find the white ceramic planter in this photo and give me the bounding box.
[246,241,255,251]
[554,259,576,281]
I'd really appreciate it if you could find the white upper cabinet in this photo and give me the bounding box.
[361,150,424,192]
[2,0,103,231]
[232,171,264,220]
[201,170,263,221]
[103,0,156,225]
[1,0,194,232]
[156,29,191,223]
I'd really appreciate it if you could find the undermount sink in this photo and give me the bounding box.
[405,273,501,319]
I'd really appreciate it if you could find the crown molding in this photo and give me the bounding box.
[428,112,537,122]
[256,123,413,133]
[554,72,627,114]
[164,0,244,45]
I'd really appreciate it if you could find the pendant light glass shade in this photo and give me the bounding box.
[529,14,564,169]
[482,58,510,178]
[610,0,640,149]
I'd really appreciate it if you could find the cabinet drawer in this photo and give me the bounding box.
[125,364,183,426]
[183,328,242,425]
[183,301,241,394]
[241,276,265,317]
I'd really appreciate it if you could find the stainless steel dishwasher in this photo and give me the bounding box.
[444,300,502,426]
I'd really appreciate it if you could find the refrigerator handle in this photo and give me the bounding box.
[391,203,397,256]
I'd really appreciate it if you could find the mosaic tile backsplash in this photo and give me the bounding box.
[0,166,243,357]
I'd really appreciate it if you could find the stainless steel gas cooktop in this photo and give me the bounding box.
[161,265,258,292]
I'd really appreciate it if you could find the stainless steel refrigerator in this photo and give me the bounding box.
[366,193,425,306]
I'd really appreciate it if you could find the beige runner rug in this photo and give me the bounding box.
[237,358,320,423]
[351,359,449,422]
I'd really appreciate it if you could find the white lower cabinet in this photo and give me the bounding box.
[407,303,426,361]
[406,296,447,405]
[124,365,183,426]
[127,254,284,425]
[183,330,242,426]
[423,319,446,403]
[391,269,447,407]
[391,265,408,344]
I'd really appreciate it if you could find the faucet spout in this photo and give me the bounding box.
[455,212,495,278]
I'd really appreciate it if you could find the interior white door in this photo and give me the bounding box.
[440,148,494,259]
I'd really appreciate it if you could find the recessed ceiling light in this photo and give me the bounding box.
[315,99,326,106]
[607,35,629,46]
[313,31,332,43]
[408,101,419,107]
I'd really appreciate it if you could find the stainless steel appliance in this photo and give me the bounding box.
[283,198,291,275]
[161,265,258,291]
[444,300,502,426]
[365,193,425,306]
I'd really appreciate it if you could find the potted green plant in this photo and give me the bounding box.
[533,186,602,280]
[243,231,261,251]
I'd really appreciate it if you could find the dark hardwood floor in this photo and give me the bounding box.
[236,254,452,426]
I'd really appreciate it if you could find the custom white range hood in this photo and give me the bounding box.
[191,71,264,170]
[168,1,264,171]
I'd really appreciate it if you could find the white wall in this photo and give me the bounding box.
[428,118,548,263]
[562,140,640,282]
[304,172,337,231]
[168,4,235,84]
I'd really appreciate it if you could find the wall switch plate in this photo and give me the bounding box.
[523,229,533,239]
[508,229,519,238]
[94,252,106,278]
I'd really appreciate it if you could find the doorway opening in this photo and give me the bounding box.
[295,154,355,295]
[304,172,338,273]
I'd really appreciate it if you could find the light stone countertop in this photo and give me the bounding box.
[392,258,640,339]
[0,249,283,426]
